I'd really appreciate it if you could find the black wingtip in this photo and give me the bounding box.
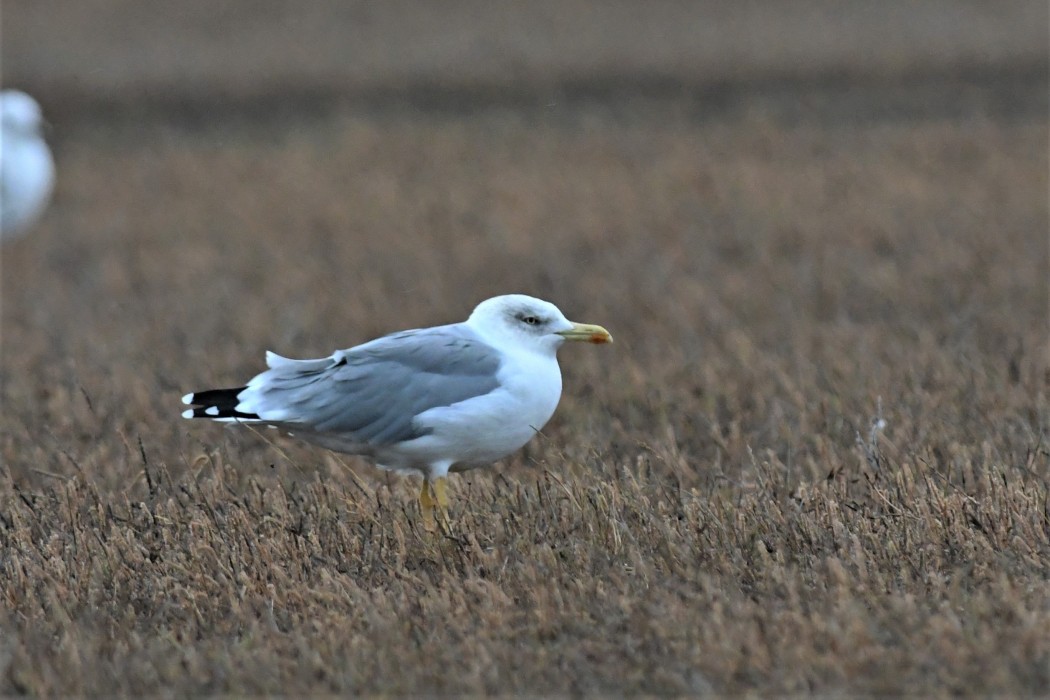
[181,386,260,419]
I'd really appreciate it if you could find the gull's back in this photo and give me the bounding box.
[184,323,507,467]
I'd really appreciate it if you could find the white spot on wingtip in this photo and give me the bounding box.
[181,393,194,404]
[205,406,219,416]
[181,409,194,419]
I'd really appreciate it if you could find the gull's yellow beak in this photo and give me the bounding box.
[556,322,613,344]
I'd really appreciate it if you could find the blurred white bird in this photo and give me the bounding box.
[1,90,55,241]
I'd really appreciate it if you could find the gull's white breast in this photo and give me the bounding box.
[1,133,54,238]
[382,348,563,474]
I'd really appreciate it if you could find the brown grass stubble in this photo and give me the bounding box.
[0,98,1047,695]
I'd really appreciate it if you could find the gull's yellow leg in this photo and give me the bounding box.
[420,478,437,532]
[432,477,453,532]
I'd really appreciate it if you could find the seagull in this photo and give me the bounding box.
[1,90,55,241]
[182,294,612,530]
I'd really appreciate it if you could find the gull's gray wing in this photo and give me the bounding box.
[238,324,502,446]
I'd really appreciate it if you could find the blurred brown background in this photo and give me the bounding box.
[1,2,1048,697]
[6,1,1047,96]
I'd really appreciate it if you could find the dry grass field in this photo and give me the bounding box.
[2,3,1049,696]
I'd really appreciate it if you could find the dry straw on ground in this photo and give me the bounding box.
[1,76,1047,695]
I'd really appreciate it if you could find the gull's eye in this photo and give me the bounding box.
[522,315,541,326]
